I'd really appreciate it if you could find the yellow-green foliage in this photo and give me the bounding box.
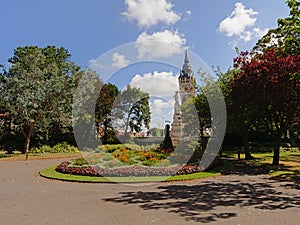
[31,142,80,153]
[97,144,160,152]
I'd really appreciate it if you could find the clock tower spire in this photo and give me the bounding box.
[178,50,196,104]
[170,50,196,145]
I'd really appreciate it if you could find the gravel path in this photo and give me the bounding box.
[0,159,299,225]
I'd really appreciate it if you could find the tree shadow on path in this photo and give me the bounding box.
[103,176,300,223]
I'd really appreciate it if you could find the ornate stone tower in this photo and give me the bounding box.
[178,50,196,104]
[170,91,182,145]
[170,50,196,145]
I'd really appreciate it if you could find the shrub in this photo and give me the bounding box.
[31,145,52,153]
[30,142,80,153]
[71,158,88,166]
[52,142,79,153]
[97,144,143,153]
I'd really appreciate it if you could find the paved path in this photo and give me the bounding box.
[0,159,299,225]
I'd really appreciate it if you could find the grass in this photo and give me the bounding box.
[223,148,300,181]
[4,146,300,182]
[0,152,81,161]
[40,160,235,183]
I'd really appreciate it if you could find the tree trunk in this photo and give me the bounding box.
[243,129,253,160]
[24,134,31,160]
[124,115,130,136]
[24,125,34,161]
[103,117,108,144]
[200,126,205,152]
[272,133,281,165]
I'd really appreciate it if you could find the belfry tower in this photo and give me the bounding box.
[170,50,196,145]
[178,50,196,104]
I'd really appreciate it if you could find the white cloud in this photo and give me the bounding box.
[218,2,267,43]
[130,70,178,128]
[151,99,173,115]
[183,10,192,21]
[89,59,105,69]
[253,27,268,39]
[122,0,181,28]
[130,70,179,97]
[219,3,257,37]
[265,33,284,48]
[135,30,186,59]
[111,53,130,69]
[150,99,174,128]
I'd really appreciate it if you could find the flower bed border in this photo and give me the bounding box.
[56,161,203,177]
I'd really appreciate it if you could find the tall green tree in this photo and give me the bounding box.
[0,65,5,115]
[0,65,7,149]
[71,69,101,149]
[112,85,150,136]
[3,46,80,159]
[216,68,254,159]
[95,83,119,144]
[181,93,211,151]
[255,0,300,56]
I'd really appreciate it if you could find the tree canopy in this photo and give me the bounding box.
[95,83,119,144]
[232,49,300,165]
[2,46,80,159]
[255,0,300,55]
[112,85,151,136]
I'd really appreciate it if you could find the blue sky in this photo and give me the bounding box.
[1,0,289,70]
[0,0,290,128]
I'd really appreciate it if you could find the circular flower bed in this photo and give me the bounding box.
[56,161,202,177]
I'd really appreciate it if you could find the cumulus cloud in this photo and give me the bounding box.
[130,71,178,128]
[151,99,173,115]
[253,27,268,39]
[89,59,105,69]
[135,30,186,59]
[122,0,181,28]
[150,99,174,128]
[111,53,130,69]
[130,70,179,97]
[218,2,268,42]
[219,3,257,37]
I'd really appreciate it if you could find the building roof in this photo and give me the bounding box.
[179,50,194,79]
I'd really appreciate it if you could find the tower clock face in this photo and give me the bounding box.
[184,85,189,92]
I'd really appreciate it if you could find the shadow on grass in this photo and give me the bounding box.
[271,169,300,184]
[221,159,272,176]
[220,158,300,182]
[103,177,300,223]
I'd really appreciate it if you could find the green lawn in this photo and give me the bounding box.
[3,147,300,182]
[0,152,81,161]
[224,148,300,181]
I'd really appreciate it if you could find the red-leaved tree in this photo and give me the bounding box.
[232,48,300,165]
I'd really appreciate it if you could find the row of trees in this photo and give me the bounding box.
[0,46,150,159]
[182,0,299,165]
[0,0,298,165]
